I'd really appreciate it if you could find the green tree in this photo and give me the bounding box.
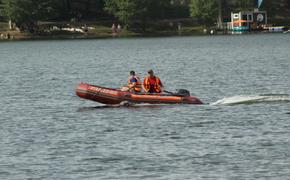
[261,0,279,17]
[105,0,170,30]
[236,0,255,10]
[189,0,218,27]
[105,0,147,29]
[0,0,5,19]
[57,0,105,20]
[3,0,56,32]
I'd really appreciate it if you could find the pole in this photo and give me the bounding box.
[217,0,222,29]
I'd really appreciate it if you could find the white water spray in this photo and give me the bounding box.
[211,94,290,106]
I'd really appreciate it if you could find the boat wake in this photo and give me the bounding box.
[211,94,290,106]
[77,94,290,110]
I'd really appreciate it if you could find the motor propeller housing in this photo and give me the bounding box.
[176,89,190,97]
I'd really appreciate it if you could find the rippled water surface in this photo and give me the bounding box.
[1,34,290,179]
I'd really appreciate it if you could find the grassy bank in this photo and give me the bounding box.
[0,20,205,41]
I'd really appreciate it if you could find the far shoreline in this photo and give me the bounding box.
[0,30,204,41]
[1,18,289,42]
[0,29,289,42]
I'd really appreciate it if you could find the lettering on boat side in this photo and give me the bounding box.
[89,87,118,96]
[132,94,181,101]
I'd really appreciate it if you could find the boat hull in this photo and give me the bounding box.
[76,83,203,105]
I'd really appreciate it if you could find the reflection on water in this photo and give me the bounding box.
[77,104,173,112]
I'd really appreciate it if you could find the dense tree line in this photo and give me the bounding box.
[0,0,289,31]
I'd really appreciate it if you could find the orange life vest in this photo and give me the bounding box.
[143,76,162,93]
[128,76,142,92]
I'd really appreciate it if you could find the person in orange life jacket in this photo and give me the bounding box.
[143,69,163,93]
[121,71,142,93]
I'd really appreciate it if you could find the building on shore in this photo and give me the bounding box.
[230,9,267,31]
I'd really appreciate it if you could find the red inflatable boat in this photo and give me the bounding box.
[76,82,203,105]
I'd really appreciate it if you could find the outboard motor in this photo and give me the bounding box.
[176,89,190,97]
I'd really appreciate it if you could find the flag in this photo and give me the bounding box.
[258,0,263,8]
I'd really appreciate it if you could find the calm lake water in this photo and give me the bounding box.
[1,34,290,179]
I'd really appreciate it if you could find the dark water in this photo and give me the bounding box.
[1,34,290,179]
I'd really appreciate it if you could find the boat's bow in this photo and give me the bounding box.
[76,83,124,104]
